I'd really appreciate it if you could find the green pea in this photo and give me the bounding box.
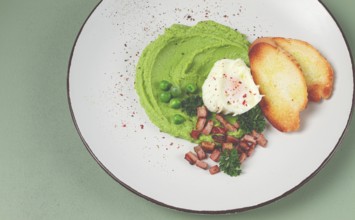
[159,80,171,91]
[170,86,182,97]
[169,98,181,109]
[185,83,197,93]
[173,114,185,124]
[159,92,171,103]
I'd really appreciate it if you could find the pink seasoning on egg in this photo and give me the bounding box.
[242,100,247,106]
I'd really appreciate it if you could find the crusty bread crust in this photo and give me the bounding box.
[251,37,334,102]
[249,42,308,132]
[272,37,333,102]
[249,37,277,50]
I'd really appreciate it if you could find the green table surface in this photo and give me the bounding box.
[1,0,354,219]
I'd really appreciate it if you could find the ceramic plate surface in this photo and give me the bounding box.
[68,0,354,213]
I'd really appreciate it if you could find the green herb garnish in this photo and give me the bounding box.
[236,105,266,133]
[219,148,241,177]
[227,129,246,139]
[181,95,203,116]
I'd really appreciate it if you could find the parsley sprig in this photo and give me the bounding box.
[236,105,266,133]
[219,148,241,177]
[181,95,203,117]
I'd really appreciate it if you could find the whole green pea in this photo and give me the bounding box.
[170,86,182,97]
[159,80,171,91]
[159,92,171,103]
[172,114,185,124]
[169,98,181,109]
[185,83,197,93]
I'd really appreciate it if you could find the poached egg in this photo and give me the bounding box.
[202,58,262,116]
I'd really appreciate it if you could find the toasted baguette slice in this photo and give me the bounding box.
[251,37,334,101]
[249,42,308,132]
[272,37,333,101]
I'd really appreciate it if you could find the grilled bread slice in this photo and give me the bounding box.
[272,37,333,101]
[249,42,308,132]
[250,37,334,102]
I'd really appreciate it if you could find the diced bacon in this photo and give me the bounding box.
[239,152,247,163]
[252,130,261,138]
[225,123,237,131]
[215,114,226,123]
[246,147,254,157]
[215,114,227,124]
[236,145,243,154]
[249,142,256,149]
[201,120,214,135]
[215,114,237,131]
[209,165,220,175]
[194,146,207,160]
[185,151,198,165]
[197,106,208,118]
[212,134,226,143]
[210,149,221,162]
[233,121,240,129]
[252,130,268,147]
[257,136,268,147]
[200,141,216,152]
[226,135,240,144]
[190,130,201,140]
[196,160,208,170]
[211,126,226,134]
[222,142,234,151]
[242,134,256,144]
[239,141,250,152]
[196,118,207,131]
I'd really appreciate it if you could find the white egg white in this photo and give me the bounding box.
[202,58,262,116]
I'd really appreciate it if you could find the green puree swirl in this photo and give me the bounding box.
[135,20,250,142]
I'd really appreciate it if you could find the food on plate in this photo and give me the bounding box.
[135,21,269,176]
[135,20,333,176]
[135,20,250,142]
[249,42,308,132]
[250,37,334,102]
[185,107,268,175]
[202,58,263,116]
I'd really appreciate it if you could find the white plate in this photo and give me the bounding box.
[68,0,354,213]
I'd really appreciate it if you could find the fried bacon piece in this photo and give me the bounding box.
[196,160,208,170]
[190,130,201,140]
[201,120,214,135]
[200,141,216,152]
[210,149,221,162]
[226,135,239,144]
[215,114,237,131]
[209,165,220,175]
[197,106,208,118]
[239,152,247,163]
[196,118,207,131]
[194,146,207,160]
[239,141,250,152]
[246,147,255,157]
[212,134,226,143]
[252,130,268,147]
[211,126,227,134]
[242,134,256,144]
[185,151,198,165]
[233,121,240,129]
[222,142,234,151]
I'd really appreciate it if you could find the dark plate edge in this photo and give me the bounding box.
[66,0,355,215]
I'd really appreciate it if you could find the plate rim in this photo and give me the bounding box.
[67,0,355,214]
